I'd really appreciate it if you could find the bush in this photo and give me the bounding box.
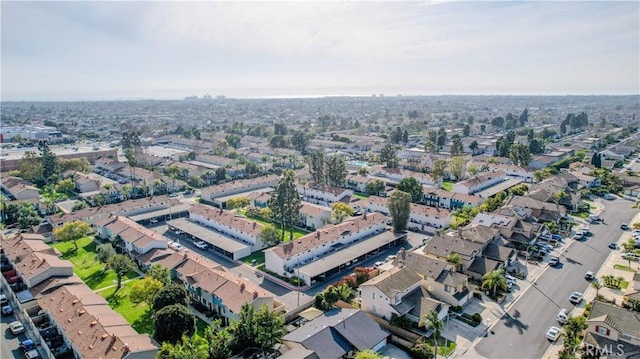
[473,292,483,300]
[471,313,482,324]
[289,277,303,286]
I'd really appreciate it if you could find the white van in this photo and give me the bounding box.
[556,308,569,324]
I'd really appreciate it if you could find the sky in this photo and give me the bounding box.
[1,1,639,100]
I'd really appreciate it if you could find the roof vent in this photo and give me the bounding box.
[101,334,109,341]
[72,299,79,305]
[90,320,98,326]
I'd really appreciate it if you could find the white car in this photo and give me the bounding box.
[173,243,185,251]
[195,241,208,250]
[622,253,640,262]
[546,326,561,342]
[504,274,517,285]
[569,292,583,305]
[9,321,25,335]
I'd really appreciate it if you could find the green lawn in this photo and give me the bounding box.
[241,251,266,266]
[442,181,455,192]
[244,214,309,241]
[613,264,637,272]
[51,237,138,290]
[352,192,370,200]
[101,280,210,336]
[101,280,154,334]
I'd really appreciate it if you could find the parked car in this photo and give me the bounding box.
[556,308,569,324]
[373,261,384,269]
[9,321,25,335]
[622,253,640,262]
[546,326,561,341]
[195,241,208,250]
[569,292,583,304]
[2,305,14,315]
[621,223,629,230]
[549,257,560,267]
[608,242,618,250]
[551,234,563,241]
[584,271,595,281]
[504,274,517,285]
[0,294,8,305]
[573,232,583,240]
[21,339,37,352]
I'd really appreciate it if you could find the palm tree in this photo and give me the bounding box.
[419,309,445,359]
[615,276,625,289]
[481,269,508,298]
[601,274,615,287]
[591,280,602,297]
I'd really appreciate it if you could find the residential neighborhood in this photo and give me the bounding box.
[1,95,640,359]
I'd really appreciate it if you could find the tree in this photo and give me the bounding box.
[153,284,189,311]
[268,170,301,242]
[158,334,208,359]
[355,350,383,359]
[53,220,90,252]
[274,123,288,136]
[326,155,347,187]
[590,153,602,168]
[259,224,280,247]
[148,264,171,286]
[254,304,286,355]
[561,315,587,357]
[269,135,288,148]
[449,156,467,181]
[380,143,398,168]
[481,269,508,297]
[591,279,602,297]
[366,179,385,196]
[397,177,423,203]
[18,151,43,182]
[154,304,196,344]
[519,108,529,126]
[130,276,164,305]
[226,196,251,209]
[469,140,479,155]
[430,160,447,185]
[463,124,471,137]
[205,320,233,359]
[38,140,59,183]
[450,135,464,155]
[233,303,257,349]
[447,253,462,270]
[17,203,41,229]
[528,138,545,155]
[509,143,531,166]
[225,134,242,149]
[436,127,447,148]
[331,202,354,224]
[388,190,411,232]
[124,148,139,189]
[291,130,309,154]
[108,254,136,291]
[308,151,326,184]
[94,243,116,264]
[419,310,444,359]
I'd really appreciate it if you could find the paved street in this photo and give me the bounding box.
[1,303,30,359]
[473,198,638,359]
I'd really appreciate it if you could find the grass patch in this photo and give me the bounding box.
[51,237,138,290]
[573,211,590,219]
[620,280,629,289]
[241,251,266,266]
[100,280,154,334]
[352,192,370,200]
[436,339,456,356]
[442,181,455,192]
[613,264,637,272]
[244,214,309,241]
[196,318,210,337]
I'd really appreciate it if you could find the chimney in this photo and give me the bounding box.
[111,334,117,343]
[123,343,129,355]
[240,282,246,292]
[253,291,258,299]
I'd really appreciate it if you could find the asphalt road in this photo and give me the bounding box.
[475,198,637,359]
[1,306,29,359]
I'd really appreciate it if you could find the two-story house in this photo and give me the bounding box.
[366,196,452,231]
[96,216,169,258]
[453,171,506,195]
[189,204,264,251]
[299,202,332,230]
[296,183,352,207]
[584,301,640,356]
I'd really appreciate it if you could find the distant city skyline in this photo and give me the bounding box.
[1,1,639,101]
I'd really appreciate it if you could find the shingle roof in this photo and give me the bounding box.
[189,205,263,238]
[361,267,421,299]
[588,301,640,338]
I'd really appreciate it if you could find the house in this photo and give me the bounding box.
[283,308,390,359]
[264,213,387,281]
[370,166,440,187]
[200,175,279,203]
[422,187,485,210]
[94,157,127,173]
[64,171,101,193]
[366,195,452,231]
[299,202,332,230]
[584,301,640,356]
[1,233,74,289]
[467,161,534,183]
[503,195,566,223]
[453,171,506,195]
[95,215,169,256]
[562,170,601,190]
[247,191,272,209]
[174,259,275,326]
[189,204,264,250]
[345,174,371,193]
[528,155,559,170]
[359,266,450,323]
[472,212,541,248]
[397,251,472,307]
[0,176,40,200]
[296,183,352,207]
[32,284,160,359]
[527,177,581,211]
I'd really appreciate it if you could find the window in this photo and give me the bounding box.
[620,333,631,341]
[596,325,610,336]
[444,285,451,293]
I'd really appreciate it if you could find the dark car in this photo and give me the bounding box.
[608,242,618,249]
[46,335,64,348]
[621,223,629,230]
[2,305,14,315]
[21,339,37,351]
[584,271,595,281]
[40,327,59,339]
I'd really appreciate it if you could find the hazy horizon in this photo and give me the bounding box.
[2,1,639,101]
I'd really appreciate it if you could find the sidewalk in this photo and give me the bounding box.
[541,208,640,359]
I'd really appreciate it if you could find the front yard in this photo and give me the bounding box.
[51,237,139,290]
[100,280,210,336]
[442,180,455,192]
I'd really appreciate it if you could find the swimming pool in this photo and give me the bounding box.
[348,160,369,167]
